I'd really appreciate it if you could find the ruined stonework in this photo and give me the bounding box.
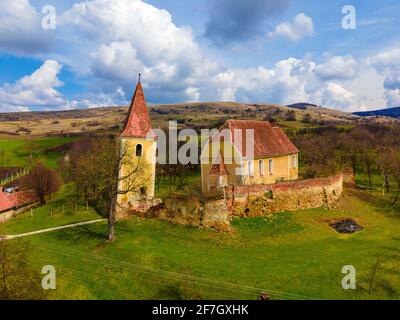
[225,174,344,217]
[129,194,231,231]
[202,199,231,231]
[116,198,162,220]
[117,173,345,231]
[342,168,356,187]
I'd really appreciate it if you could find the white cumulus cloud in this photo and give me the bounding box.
[367,47,400,107]
[268,13,314,41]
[315,55,358,81]
[0,0,53,55]
[0,1,389,112]
[0,60,67,112]
[57,0,215,103]
[201,56,369,111]
[321,83,365,111]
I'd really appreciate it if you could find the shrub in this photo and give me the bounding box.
[264,190,274,199]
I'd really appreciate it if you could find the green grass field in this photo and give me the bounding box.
[0,184,101,235]
[0,137,75,168]
[5,187,399,300]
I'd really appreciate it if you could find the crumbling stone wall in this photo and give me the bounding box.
[117,174,344,231]
[225,174,343,217]
[203,199,231,231]
[116,198,162,220]
[342,168,356,187]
[128,194,231,231]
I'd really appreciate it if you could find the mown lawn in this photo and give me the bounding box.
[0,184,101,235]
[13,187,400,300]
[0,137,76,168]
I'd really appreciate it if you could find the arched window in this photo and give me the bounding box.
[259,160,265,176]
[248,161,254,177]
[136,144,143,157]
[268,159,273,175]
[292,155,297,168]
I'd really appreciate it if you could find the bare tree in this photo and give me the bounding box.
[24,138,40,166]
[295,133,339,178]
[25,162,62,205]
[71,138,148,241]
[388,149,400,204]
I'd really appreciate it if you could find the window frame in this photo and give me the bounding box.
[135,144,143,157]
[259,159,265,176]
[268,159,273,175]
[248,160,254,177]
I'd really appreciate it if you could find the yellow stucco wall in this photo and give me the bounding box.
[242,154,298,185]
[117,137,157,208]
[201,139,298,196]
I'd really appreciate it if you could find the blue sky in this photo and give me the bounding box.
[0,0,399,112]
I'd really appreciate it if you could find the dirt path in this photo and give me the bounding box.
[1,219,106,240]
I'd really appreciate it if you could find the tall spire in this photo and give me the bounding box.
[120,78,153,138]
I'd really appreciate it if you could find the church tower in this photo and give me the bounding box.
[117,76,157,215]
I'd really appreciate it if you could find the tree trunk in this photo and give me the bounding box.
[392,181,400,205]
[366,162,372,187]
[39,195,46,206]
[384,173,390,193]
[108,198,116,241]
[351,160,357,180]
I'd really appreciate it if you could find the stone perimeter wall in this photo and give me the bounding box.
[131,195,232,231]
[225,173,344,218]
[119,172,349,231]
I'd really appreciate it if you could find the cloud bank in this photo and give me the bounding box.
[0,0,53,55]
[0,0,397,112]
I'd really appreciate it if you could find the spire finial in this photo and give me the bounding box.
[138,73,141,83]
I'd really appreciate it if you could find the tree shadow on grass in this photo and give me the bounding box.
[357,254,400,298]
[50,224,108,245]
[350,189,400,218]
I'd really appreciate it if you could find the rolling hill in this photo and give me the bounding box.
[353,106,400,119]
[0,102,397,137]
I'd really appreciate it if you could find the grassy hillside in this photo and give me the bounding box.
[0,102,397,138]
[0,137,75,168]
[9,187,398,300]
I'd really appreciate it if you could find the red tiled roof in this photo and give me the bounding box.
[209,153,228,176]
[120,81,153,138]
[220,120,299,158]
[0,192,15,213]
[0,191,37,213]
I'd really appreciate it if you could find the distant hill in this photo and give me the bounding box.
[0,102,397,137]
[286,103,319,110]
[353,107,400,119]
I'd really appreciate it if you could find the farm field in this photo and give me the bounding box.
[3,187,399,300]
[0,102,397,138]
[0,137,76,168]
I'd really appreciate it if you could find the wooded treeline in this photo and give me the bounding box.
[293,124,400,203]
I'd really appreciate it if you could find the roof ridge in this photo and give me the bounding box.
[218,119,298,158]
